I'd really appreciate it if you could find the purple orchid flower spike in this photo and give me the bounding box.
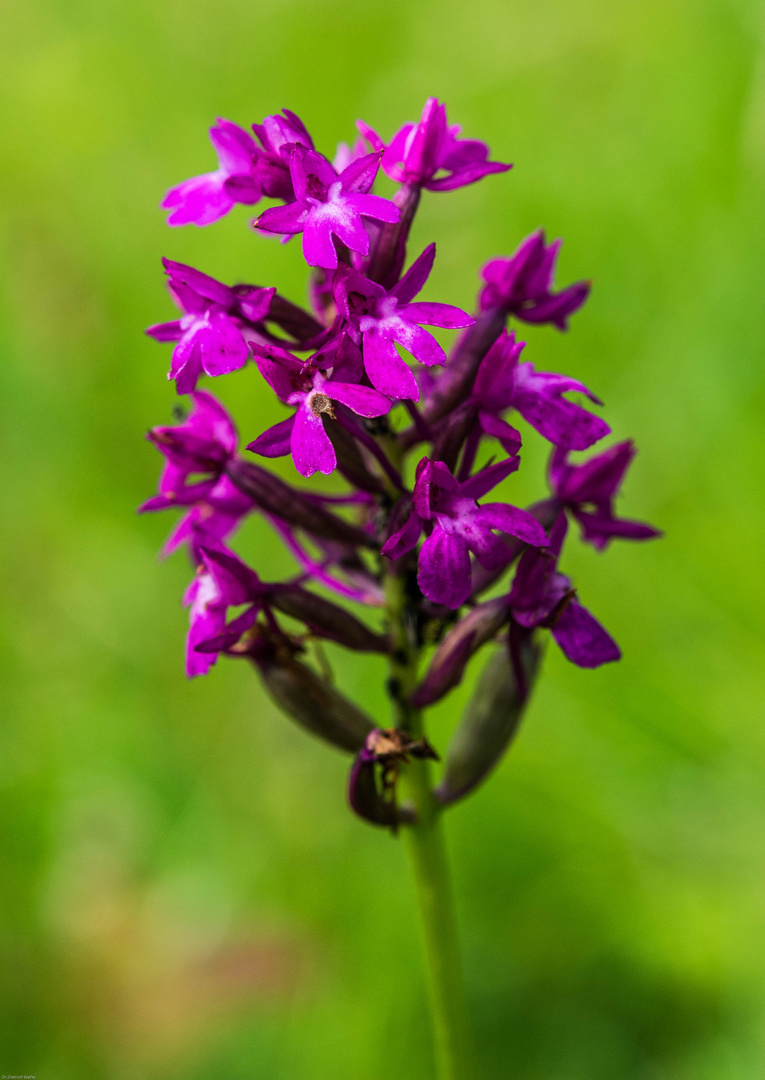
[473,330,610,451]
[162,119,262,227]
[480,229,591,329]
[247,341,391,478]
[509,512,620,668]
[146,259,275,394]
[549,442,662,550]
[254,147,400,270]
[144,102,661,1056]
[383,457,548,609]
[333,244,474,401]
[358,97,512,192]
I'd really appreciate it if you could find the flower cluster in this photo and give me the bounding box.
[143,98,659,826]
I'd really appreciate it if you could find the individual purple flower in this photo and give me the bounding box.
[509,513,621,668]
[332,244,474,401]
[140,391,254,559]
[247,341,392,478]
[382,457,548,609]
[471,330,609,451]
[144,476,254,562]
[254,146,400,270]
[479,229,590,329]
[358,97,511,192]
[548,442,662,550]
[162,119,263,227]
[143,389,238,499]
[146,259,275,394]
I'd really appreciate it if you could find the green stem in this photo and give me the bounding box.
[384,570,475,1080]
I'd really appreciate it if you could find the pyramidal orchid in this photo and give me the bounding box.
[142,99,659,1080]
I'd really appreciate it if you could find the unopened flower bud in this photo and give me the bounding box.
[226,459,370,547]
[435,635,540,805]
[253,647,375,754]
[411,597,510,707]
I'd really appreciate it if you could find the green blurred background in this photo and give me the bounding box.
[1,0,764,1076]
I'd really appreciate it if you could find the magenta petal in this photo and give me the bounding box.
[319,200,371,256]
[472,503,548,547]
[247,414,295,458]
[362,331,420,401]
[210,119,258,174]
[389,322,446,367]
[356,120,386,153]
[425,161,511,192]
[515,390,611,451]
[338,151,382,194]
[478,412,522,455]
[458,455,520,500]
[574,509,662,548]
[302,216,340,268]
[400,302,474,329]
[382,511,422,560]
[162,258,233,306]
[255,202,307,235]
[390,244,436,304]
[170,337,202,393]
[291,405,336,477]
[462,526,513,570]
[552,602,621,667]
[418,527,471,609]
[146,320,183,342]
[345,192,400,224]
[254,353,300,401]
[199,313,249,377]
[290,147,337,199]
[201,547,262,605]
[327,381,391,418]
[162,174,233,227]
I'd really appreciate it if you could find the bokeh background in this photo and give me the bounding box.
[1,0,764,1076]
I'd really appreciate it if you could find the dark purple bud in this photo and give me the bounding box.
[226,459,370,547]
[348,729,437,828]
[252,647,375,754]
[324,419,385,494]
[362,183,422,290]
[435,635,540,805]
[429,402,478,472]
[271,587,390,653]
[411,597,510,707]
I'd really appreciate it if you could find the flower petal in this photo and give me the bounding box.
[291,404,336,477]
[302,214,341,268]
[400,301,474,329]
[247,414,295,458]
[472,503,548,547]
[382,510,422,560]
[345,192,400,224]
[327,380,392,418]
[552,601,621,667]
[362,331,420,401]
[255,201,308,235]
[390,243,436,304]
[418,526,471,608]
